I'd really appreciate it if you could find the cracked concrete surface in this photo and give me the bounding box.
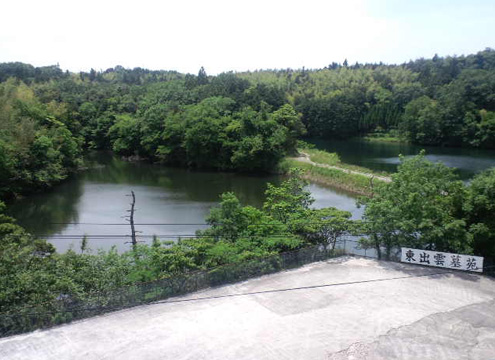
[1,257,494,360]
[329,300,495,359]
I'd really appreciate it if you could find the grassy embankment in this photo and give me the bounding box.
[282,148,390,196]
[360,130,407,144]
[362,135,403,143]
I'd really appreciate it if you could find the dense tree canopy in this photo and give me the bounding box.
[0,79,82,198]
[464,168,495,257]
[359,152,495,260]
[0,50,494,187]
[1,50,494,257]
[359,152,468,259]
[2,50,495,334]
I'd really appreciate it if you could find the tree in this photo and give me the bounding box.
[464,168,495,257]
[203,192,248,242]
[291,207,353,250]
[89,68,97,82]
[400,96,443,145]
[229,104,290,171]
[181,97,234,168]
[359,152,468,259]
[199,192,288,242]
[263,169,313,223]
[474,110,495,148]
[197,66,208,86]
[0,201,66,314]
[107,114,142,156]
[271,104,306,153]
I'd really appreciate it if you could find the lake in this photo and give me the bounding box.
[309,138,495,180]
[8,152,362,252]
[10,139,495,253]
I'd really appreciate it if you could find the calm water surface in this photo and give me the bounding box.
[10,139,495,252]
[8,152,362,252]
[309,138,495,180]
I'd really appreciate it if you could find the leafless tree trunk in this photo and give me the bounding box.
[125,191,137,250]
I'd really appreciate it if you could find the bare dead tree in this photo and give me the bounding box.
[125,191,137,250]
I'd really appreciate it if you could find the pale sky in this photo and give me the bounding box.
[1,0,493,74]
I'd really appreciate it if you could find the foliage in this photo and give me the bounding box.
[263,169,314,223]
[108,114,142,156]
[400,96,443,145]
[0,80,82,198]
[1,50,495,163]
[290,207,354,250]
[0,50,494,199]
[359,152,469,259]
[464,168,495,257]
[130,95,303,171]
[2,51,495,331]
[0,170,355,319]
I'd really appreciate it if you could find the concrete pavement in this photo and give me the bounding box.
[1,256,494,360]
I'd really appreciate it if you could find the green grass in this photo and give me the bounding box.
[335,161,390,177]
[360,130,407,144]
[303,148,340,166]
[299,147,390,177]
[362,135,404,143]
[284,159,386,196]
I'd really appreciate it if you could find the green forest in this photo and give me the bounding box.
[1,50,495,332]
[1,48,495,198]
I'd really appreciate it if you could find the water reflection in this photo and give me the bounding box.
[83,152,284,205]
[8,152,362,253]
[7,176,84,236]
[309,184,364,220]
[12,141,492,253]
[310,138,495,179]
[376,154,495,178]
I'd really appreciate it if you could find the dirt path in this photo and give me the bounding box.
[291,151,392,183]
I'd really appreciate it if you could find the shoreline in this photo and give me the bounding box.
[300,171,371,197]
[359,135,406,144]
[284,151,390,197]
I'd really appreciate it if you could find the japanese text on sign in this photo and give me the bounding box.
[401,248,483,273]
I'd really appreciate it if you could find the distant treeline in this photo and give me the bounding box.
[2,53,495,330]
[1,49,495,198]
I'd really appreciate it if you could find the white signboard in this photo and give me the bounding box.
[401,248,483,273]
